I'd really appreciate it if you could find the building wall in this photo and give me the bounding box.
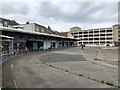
[44,40,51,50]
[70,27,81,33]
[18,23,57,35]
[113,25,118,42]
[20,23,35,32]
[70,27,114,46]
[112,24,120,46]
[58,32,68,37]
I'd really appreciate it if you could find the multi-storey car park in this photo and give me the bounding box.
[68,25,120,46]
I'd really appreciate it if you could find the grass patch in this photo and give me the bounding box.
[87,76,91,79]
[106,82,114,86]
[52,66,55,68]
[101,80,105,83]
[65,70,69,72]
[60,69,64,71]
[49,65,53,67]
[56,67,59,69]
[117,84,120,88]
[78,74,83,77]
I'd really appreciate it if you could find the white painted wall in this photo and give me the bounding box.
[44,40,51,50]
[20,23,35,32]
[56,41,59,48]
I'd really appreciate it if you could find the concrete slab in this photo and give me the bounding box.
[3,47,118,88]
[13,60,113,88]
[49,61,118,86]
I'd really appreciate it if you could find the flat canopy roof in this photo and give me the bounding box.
[0,26,78,41]
[0,34,14,39]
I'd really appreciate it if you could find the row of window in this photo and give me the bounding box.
[81,38,112,40]
[72,32,112,35]
[79,41,112,44]
[72,30,112,34]
[74,34,112,38]
[78,34,112,37]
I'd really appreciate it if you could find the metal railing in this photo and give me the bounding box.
[0,49,28,64]
[0,51,10,64]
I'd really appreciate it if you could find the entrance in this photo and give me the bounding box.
[26,41,44,51]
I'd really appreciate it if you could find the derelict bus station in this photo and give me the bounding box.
[0,18,78,59]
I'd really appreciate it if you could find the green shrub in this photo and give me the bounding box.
[106,82,114,86]
[78,74,83,77]
[101,80,105,83]
[65,70,69,72]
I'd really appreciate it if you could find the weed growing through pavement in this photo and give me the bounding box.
[65,70,69,72]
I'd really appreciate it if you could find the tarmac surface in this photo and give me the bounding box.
[1,47,119,88]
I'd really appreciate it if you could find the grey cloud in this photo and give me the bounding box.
[1,1,118,32]
[2,2,29,15]
[37,2,118,24]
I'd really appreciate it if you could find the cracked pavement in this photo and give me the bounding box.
[2,47,119,88]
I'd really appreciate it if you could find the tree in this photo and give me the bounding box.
[26,22,29,24]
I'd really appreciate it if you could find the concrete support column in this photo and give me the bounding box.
[11,38,14,54]
[44,40,51,50]
[64,42,66,47]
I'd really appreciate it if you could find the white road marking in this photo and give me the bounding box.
[11,64,18,89]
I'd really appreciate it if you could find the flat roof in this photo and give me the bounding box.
[0,34,14,38]
[0,26,78,40]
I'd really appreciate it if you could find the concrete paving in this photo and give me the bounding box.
[2,47,119,88]
[14,61,112,88]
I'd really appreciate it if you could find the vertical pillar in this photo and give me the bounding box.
[99,29,100,45]
[11,38,14,54]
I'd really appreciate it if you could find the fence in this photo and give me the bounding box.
[0,51,10,64]
[0,49,28,64]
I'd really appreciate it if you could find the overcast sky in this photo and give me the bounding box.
[0,0,119,32]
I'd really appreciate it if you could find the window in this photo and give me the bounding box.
[100,34,105,36]
[89,38,93,40]
[106,30,112,32]
[79,32,82,34]
[89,42,93,44]
[89,35,93,37]
[94,38,99,40]
[100,30,105,33]
[106,34,112,36]
[106,38,112,40]
[94,42,99,44]
[74,36,78,38]
[83,31,88,34]
[94,34,99,36]
[100,38,105,40]
[83,38,88,40]
[100,41,105,44]
[94,31,99,33]
[83,35,88,37]
[79,35,82,37]
[89,31,93,33]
